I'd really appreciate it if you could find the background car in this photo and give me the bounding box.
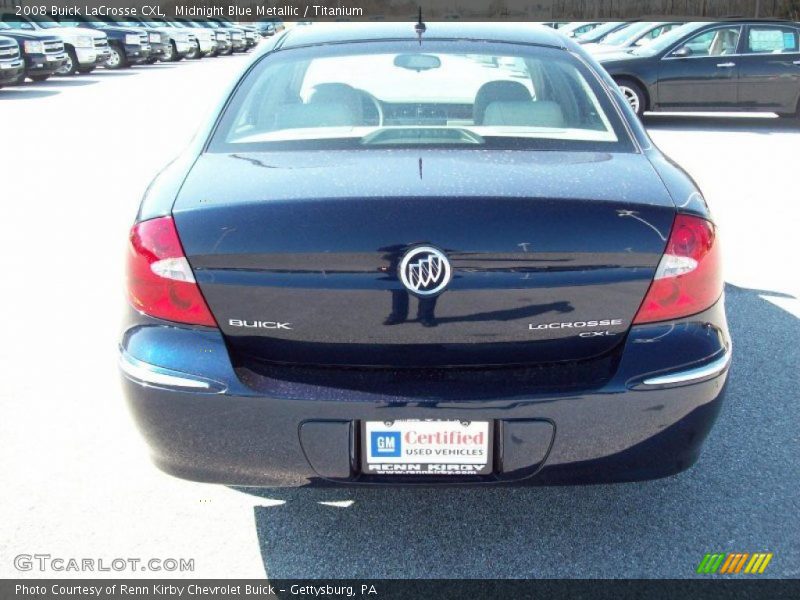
[0,22,65,83]
[54,14,151,69]
[123,17,195,62]
[0,35,24,88]
[183,19,234,56]
[95,16,169,64]
[557,21,603,38]
[583,21,681,55]
[206,18,248,53]
[598,20,800,117]
[1,14,110,75]
[172,18,218,58]
[230,20,260,49]
[253,21,276,37]
[573,21,627,44]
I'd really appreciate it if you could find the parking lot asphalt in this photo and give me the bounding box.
[0,55,798,579]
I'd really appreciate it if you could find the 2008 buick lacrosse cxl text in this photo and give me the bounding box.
[120,23,730,487]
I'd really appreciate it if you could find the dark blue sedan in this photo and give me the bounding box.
[120,23,730,487]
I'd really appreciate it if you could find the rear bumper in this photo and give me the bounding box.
[120,301,730,487]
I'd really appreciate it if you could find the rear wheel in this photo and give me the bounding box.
[29,74,50,82]
[614,78,646,117]
[106,44,128,69]
[162,40,180,62]
[186,42,200,60]
[56,47,78,76]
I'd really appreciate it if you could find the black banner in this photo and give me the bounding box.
[2,0,800,21]
[4,580,800,600]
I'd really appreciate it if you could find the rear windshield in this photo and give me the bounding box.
[208,41,634,152]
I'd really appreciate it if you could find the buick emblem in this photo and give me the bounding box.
[399,246,452,296]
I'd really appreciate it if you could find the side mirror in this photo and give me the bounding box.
[671,45,693,58]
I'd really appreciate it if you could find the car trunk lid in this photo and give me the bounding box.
[173,150,675,367]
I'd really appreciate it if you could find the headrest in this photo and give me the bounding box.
[482,100,566,128]
[473,81,533,125]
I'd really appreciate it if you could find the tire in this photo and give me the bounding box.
[56,47,78,76]
[186,42,200,60]
[77,66,95,74]
[145,56,159,65]
[780,97,800,122]
[29,74,49,82]
[105,44,128,69]
[162,40,181,62]
[614,78,646,117]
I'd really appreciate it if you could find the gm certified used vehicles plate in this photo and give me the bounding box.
[120,23,731,487]
[362,420,493,475]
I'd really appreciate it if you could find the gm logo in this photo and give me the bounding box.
[370,432,401,457]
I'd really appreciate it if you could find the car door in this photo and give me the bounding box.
[737,24,800,113]
[657,25,743,109]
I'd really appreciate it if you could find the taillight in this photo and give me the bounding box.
[126,216,217,327]
[633,214,723,324]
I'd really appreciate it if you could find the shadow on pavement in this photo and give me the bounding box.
[0,88,60,99]
[90,70,140,77]
[28,78,99,88]
[238,284,799,578]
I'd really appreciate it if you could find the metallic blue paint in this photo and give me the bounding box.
[121,26,730,486]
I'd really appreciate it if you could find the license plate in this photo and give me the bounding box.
[362,420,492,475]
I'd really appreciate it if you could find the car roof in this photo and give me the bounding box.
[268,22,568,51]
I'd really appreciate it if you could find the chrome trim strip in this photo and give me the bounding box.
[643,348,732,386]
[119,352,213,390]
